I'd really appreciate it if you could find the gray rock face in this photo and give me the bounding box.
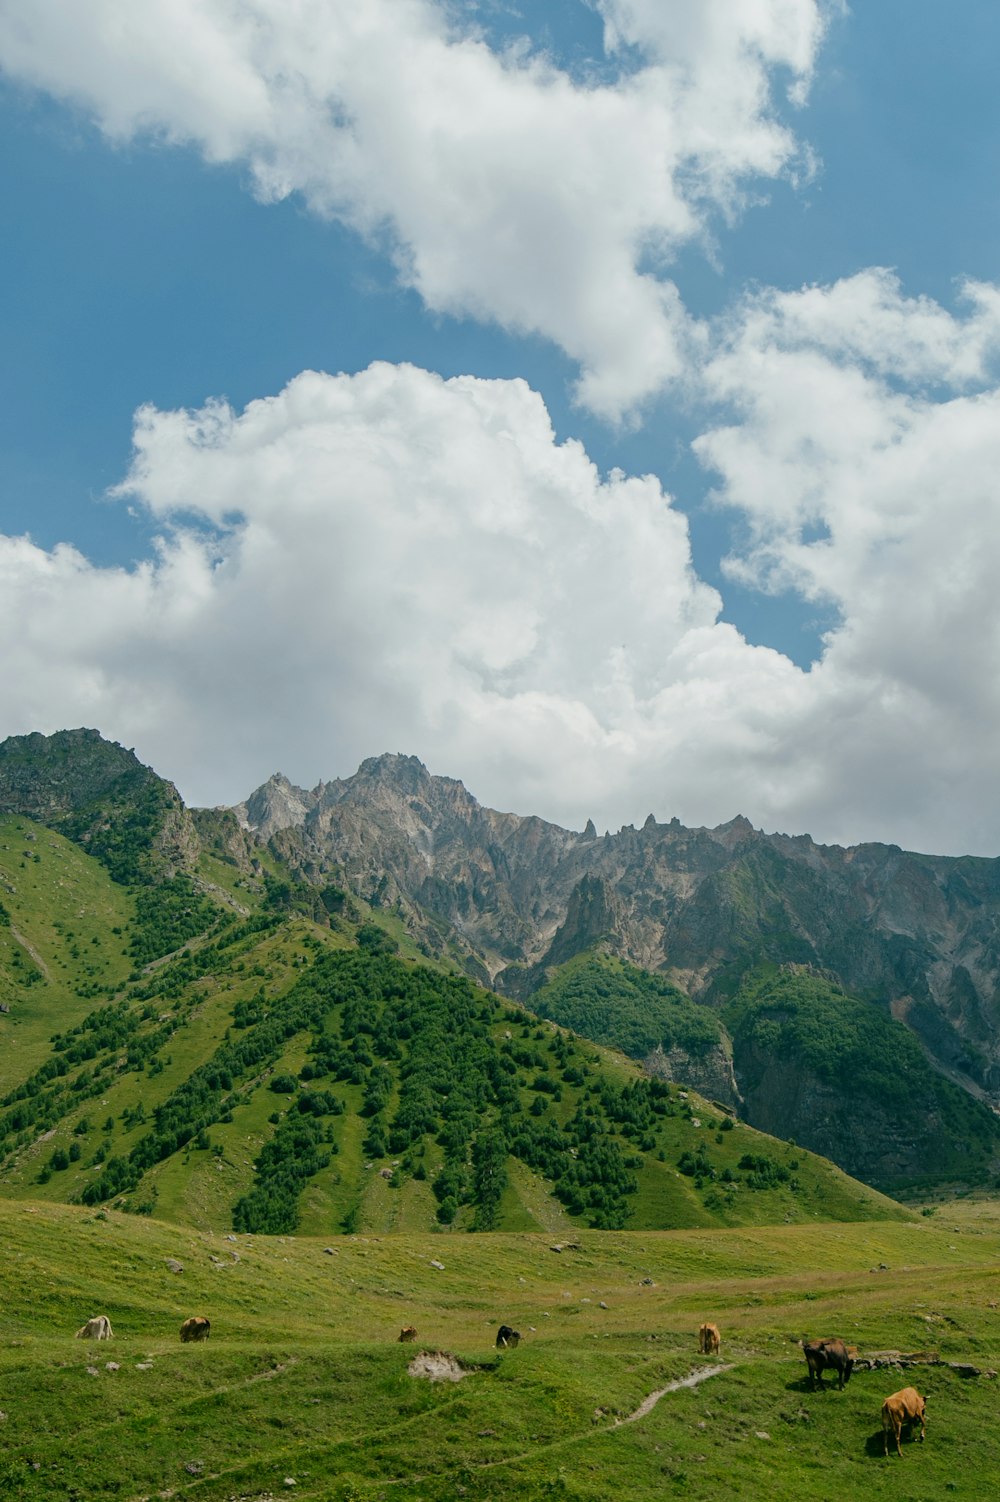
[645,1043,742,1112]
[232,754,1000,1107]
[235,773,317,842]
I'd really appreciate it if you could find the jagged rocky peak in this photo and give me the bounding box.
[237,773,317,840]
[541,874,627,971]
[354,752,432,793]
[710,814,757,849]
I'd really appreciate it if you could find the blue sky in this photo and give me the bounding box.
[2,1,1000,853]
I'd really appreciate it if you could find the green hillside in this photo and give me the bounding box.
[725,968,1000,1193]
[0,809,901,1238]
[2,1195,1000,1500]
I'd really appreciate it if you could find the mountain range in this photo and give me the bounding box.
[1,727,999,1206]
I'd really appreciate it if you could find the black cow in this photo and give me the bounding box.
[803,1337,853,1390]
[496,1325,520,1349]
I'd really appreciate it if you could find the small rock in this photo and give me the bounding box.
[165,1258,183,1274]
[284,1478,297,1487]
[86,1366,99,1377]
[136,1362,153,1371]
[599,1301,608,1309]
[0,1412,6,1423]
[105,1362,119,1372]
[430,1259,445,1271]
[184,1462,204,1476]
[755,1431,771,1440]
[640,1277,654,1286]
[323,1247,336,1255]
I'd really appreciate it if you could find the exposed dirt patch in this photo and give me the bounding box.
[408,1350,476,1383]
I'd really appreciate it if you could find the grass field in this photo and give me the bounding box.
[3,1196,1000,1499]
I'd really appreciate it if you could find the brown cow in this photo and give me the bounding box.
[75,1315,113,1341]
[398,1326,417,1343]
[180,1316,211,1343]
[882,1387,926,1457]
[803,1337,853,1390]
[698,1322,721,1355]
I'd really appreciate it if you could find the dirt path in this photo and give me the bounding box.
[128,1360,736,1499]
[616,1362,733,1424]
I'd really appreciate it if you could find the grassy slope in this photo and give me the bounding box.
[0,815,135,1090]
[2,1196,1000,1500]
[0,827,900,1237]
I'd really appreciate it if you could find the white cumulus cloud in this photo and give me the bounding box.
[0,0,828,417]
[691,271,1000,850]
[0,363,803,831]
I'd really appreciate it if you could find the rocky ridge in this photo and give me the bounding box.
[232,752,1000,1107]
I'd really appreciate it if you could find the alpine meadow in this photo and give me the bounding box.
[5,2,1000,1498]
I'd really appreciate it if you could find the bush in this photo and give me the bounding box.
[269,1074,298,1094]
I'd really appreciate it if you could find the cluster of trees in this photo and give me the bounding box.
[233,1111,337,1234]
[128,876,221,966]
[531,954,721,1062]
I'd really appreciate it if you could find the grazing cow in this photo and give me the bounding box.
[496,1325,520,1349]
[180,1316,211,1343]
[882,1387,927,1457]
[398,1326,417,1343]
[803,1337,853,1390]
[75,1315,113,1341]
[698,1322,721,1355]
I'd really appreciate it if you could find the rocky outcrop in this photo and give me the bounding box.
[644,1041,742,1112]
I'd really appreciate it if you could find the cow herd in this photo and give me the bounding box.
[71,1307,927,1458]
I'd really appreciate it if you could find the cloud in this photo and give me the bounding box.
[0,0,827,417]
[691,270,1000,848]
[0,362,799,828]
